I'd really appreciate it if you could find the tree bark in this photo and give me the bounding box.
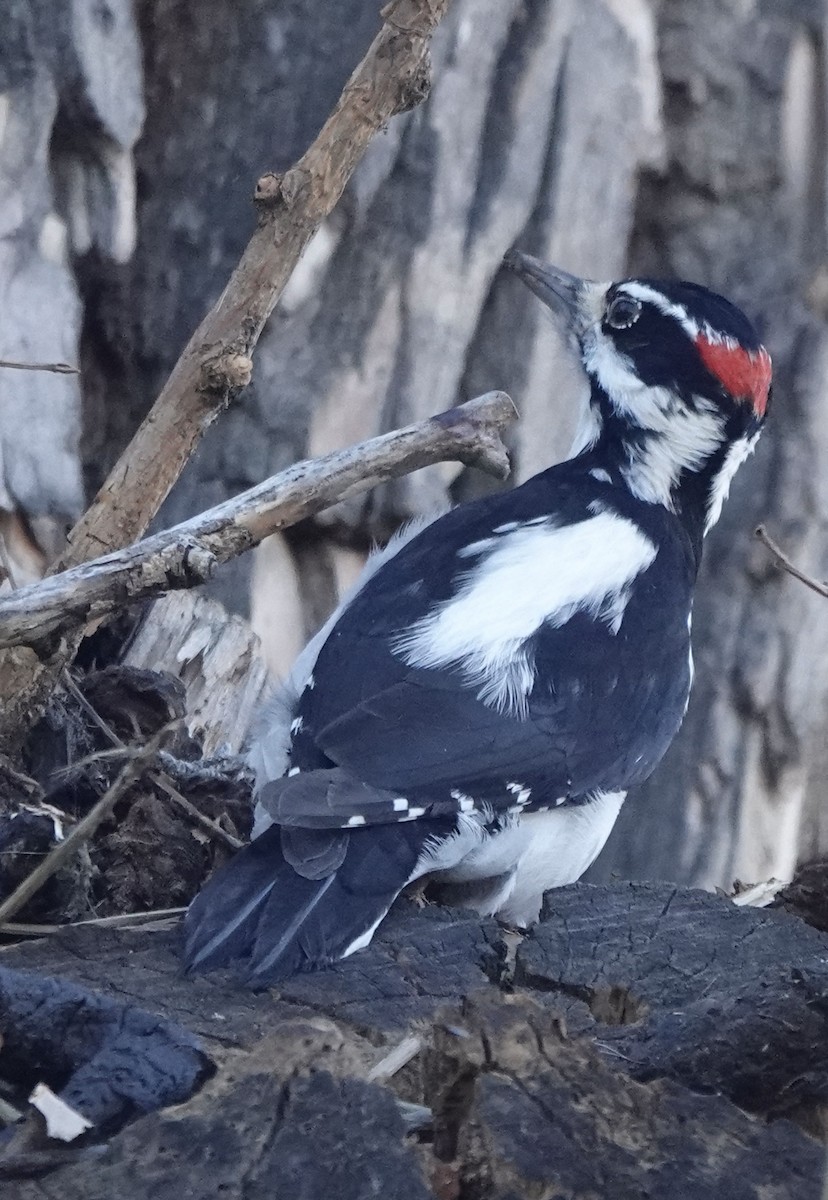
[591,0,828,888]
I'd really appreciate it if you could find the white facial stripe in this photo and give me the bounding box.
[582,319,728,509]
[582,325,646,394]
[617,284,741,353]
[394,513,657,717]
[621,281,699,339]
[705,433,759,531]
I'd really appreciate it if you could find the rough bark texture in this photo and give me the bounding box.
[2,2,828,880]
[594,0,828,889]
[1,887,827,1194]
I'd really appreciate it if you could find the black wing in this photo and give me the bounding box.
[284,468,696,823]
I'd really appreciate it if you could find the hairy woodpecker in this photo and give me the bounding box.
[184,253,771,983]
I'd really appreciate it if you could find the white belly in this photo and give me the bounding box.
[421,790,626,926]
[498,790,626,925]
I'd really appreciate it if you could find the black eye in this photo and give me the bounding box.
[605,295,642,329]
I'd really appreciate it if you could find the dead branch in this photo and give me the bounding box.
[0,908,186,940]
[58,0,449,572]
[755,525,828,600]
[0,0,451,754]
[0,392,514,650]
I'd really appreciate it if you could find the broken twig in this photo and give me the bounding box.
[61,671,243,851]
[755,524,828,600]
[367,1034,424,1082]
[0,359,78,376]
[0,907,187,940]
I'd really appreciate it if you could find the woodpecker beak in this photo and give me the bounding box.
[504,251,592,336]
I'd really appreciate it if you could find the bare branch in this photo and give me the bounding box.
[0,392,515,650]
[0,359,79,375]
[755,525,828,600]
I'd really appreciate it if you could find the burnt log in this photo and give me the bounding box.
[0,884,825,1195]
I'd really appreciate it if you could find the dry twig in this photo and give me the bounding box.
[0,359,78,375]
[0,725,175,927]
[755,524,828,600]
[367,1034,425,1082]
[0,907,186,940]
[0,392,514,650]
[61,672,243,851]
[151,773,243,851]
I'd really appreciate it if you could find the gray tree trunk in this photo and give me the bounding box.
[2,0,826,889]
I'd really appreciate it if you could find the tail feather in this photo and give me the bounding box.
[183,825,284,970]
[245,870,392,983]
[184,817,454,983]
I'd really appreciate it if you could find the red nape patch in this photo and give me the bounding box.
[696,335,772,417]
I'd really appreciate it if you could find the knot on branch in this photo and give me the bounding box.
[181,542,218,585]
[392,51,432,115]
[254,172,283,207]
[199,352,254,395]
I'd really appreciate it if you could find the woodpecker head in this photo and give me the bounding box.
[506,251,771,532]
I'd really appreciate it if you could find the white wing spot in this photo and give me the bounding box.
[287,766,301,777]
[290,716,303,735]
[346,814,366,827]
[393,797,409,812]
[451,788,476,812]
[506,781,532,806]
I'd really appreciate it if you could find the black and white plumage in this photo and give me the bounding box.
[184,253,771,982]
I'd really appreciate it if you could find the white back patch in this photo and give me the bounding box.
[394,513,657,716]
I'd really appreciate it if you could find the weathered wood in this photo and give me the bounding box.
[0,393,513,651]
[1,886,826,1193]
[123,593,269,757]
